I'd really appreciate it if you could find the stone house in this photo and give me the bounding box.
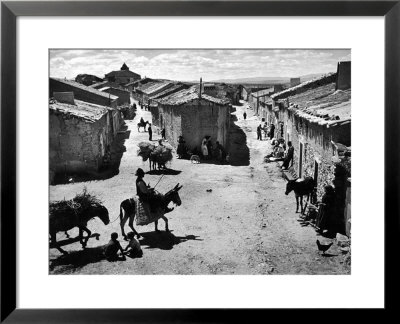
[50,78,118,108]
[249,87,274,115]
[105,63,141,85]
[49,94,123,182]
[155,86,231,152]
[271,71,351,234]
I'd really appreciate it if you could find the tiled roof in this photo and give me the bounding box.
[156,86,230,106]
[105,70,140,78]
[149,84,186,99]
[286,83,351,126]
[49,99,113,123]
[140,81,174,95]
[271,73,337,100]
[135,81,161,93]
[50,78,118,100]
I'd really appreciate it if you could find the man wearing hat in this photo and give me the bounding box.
[135,168,173,213]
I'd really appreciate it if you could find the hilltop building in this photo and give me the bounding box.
[105,63,141,86]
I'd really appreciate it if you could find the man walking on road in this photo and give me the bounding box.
[148,123,153,141]
[243,112,247,120]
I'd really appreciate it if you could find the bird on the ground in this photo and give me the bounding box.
[316,239,333,255]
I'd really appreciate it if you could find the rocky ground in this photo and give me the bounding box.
[49,100,350,275]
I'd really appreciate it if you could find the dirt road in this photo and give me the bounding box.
[49,101,350,275]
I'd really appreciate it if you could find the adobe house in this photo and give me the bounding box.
[155,86,231,152]
[105,63,141,85]
[50,78,118,108]
[148,83,188,127]
[49,93,122,183]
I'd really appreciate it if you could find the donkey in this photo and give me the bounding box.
[137,120,149,132]
[119,183,182,239]
[285,177,315,214]
[49,202,109,255]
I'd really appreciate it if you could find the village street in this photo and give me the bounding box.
[49,101,350,275]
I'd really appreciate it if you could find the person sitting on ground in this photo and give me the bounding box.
[135,168,173,213]
[124,232,143,258]
[104,232,126,262]
[282,141,294,170]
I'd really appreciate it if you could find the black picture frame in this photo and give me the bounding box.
[1,0,399,322]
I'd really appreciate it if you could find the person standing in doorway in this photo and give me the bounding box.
[148,123,153,141]
[282,141,294,170]
[257,124,262,140]
[269,123,275,140]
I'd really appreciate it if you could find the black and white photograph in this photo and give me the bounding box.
[48,49,351,275]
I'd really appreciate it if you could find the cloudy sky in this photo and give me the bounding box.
[50,49,350,81]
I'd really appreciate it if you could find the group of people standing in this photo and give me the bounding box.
[257,122,275,141]
[201,136,226,163]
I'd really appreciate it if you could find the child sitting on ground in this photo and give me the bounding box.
[124,232,143,258]
[104,232,126,261]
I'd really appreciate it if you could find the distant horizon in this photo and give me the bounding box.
[50,49,350,81]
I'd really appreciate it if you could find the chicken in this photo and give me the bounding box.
[316,239,333,255]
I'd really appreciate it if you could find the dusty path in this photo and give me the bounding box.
[49,101,350,275]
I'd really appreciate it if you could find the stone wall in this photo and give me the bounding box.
[160,100,230,152]
[49,113,111,176]
[287,112,350,199]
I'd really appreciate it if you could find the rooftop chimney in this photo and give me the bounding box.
[199,77,202,99]
[53,92,75,105]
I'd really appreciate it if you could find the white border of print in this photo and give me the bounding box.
[17,17,384,308]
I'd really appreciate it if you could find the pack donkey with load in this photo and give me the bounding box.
[119,168,183,239]
[49,189,110,255]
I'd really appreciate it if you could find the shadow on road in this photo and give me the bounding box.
[146,169,182,175]
[49,244,108,272]
[227,108,250,166]
[139,231,202,250]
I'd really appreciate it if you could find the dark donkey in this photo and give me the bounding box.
[119,183,183,239]
[49,202,110,255]
[285,177,315,214]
